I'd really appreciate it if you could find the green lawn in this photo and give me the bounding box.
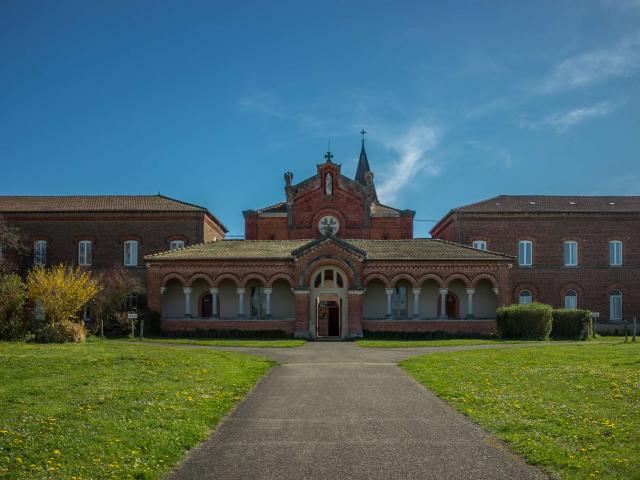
[402,341,640,479]
[357,336,627,348]
[0,340,273,479]
[137,337,305,348]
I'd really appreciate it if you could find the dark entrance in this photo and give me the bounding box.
[437,293,458,319]
[200,294,212,318]
[317,300,340,337]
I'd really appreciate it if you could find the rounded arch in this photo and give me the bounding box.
[213,273,241,287]
[241,273,268,288]
[560,282,584,298]
[187,273,214,287]
[300,256,358,288]
[362,273,391,288]
[514,282,538,303]
[418,273,445,289]
[161,272,188,287]
[389,273,418,288]
[471,273,499,289]
[445,273,471,288]
[607,283,628,296]
[310,264,349,289]
[267,273,295,288]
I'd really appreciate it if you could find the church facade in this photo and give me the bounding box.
[145,144,513,338]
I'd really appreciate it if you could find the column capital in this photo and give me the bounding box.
[385,288,395,295]
[263,288,273,295]
[293,288,310,295]
[160,286,166,295]
[412,288,421,295]
[210,287,219,294]
[492,287,499,295]
[183,287,192,294]
[439,288,448,295]
[236,288,246,294]
[466,288,476,295]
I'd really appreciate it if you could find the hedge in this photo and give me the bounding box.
[551,309,592,339]
[496,303,553,340]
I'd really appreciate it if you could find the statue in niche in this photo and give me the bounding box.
[325,172,333,196]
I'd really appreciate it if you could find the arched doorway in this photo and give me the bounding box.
[310,266,348,339]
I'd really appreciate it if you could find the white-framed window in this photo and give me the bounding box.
[564,241,578,266]
[312,268,345,289]
[123,240,138,267]
[609,290,622,321]
[33,240,47,266]
[518,240,532,266]
[392,286,408,318]
[518,290,532,305]
[609,240,622,266]
[78,240,92,266]
[564,290,577,310]
[169,240,185,251]
[472,240,487,251]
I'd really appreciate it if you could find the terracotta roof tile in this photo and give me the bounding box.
[145,238,513,261]
[452,195,640,213]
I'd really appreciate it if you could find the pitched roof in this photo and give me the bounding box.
[354,144,379,202]
[450,195,640,213]
[145,238,512,261]
[0,194,228,232]
[256,202,287,214]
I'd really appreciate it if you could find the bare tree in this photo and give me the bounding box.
[93,267,145,338]
[0,222,27,275]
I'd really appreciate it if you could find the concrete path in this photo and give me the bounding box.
[167,342,549,480]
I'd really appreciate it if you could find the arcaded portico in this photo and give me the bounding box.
[145,236,512,339]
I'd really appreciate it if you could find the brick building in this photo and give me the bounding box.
[431,195,640,324]
[0,194,227,310]
[146,145,512,338]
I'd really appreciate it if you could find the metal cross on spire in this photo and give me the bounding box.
[360,128,367,145]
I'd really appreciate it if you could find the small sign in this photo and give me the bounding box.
[591,312,600,318]
[127,312,138,320]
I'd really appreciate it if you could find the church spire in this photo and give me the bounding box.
[354,129,378,202]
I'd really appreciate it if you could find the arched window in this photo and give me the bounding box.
[609,290,622,321]
[169,240,185,251]
[564,290,577,310]
[313,269,346,289]
[519,290,532,305]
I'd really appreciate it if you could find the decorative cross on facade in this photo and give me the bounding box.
[324,151,333,162]
[319,216,338,235]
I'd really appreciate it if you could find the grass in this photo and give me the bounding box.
[137,337,305,348]
[356,336,628,348]
[0,340,274,479]
[402,341,640,479]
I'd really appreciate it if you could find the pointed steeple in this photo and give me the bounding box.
[354,130,378,202]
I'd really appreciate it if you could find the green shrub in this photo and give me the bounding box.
[551,309,592,339]
[35,320,87,343]
[362,330,497,340]
[496,303,553,340]
[0,274,29,340]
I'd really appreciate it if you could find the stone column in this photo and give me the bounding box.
[293,289,311,339]
[210,287,219,319]
[183,287,192,317]
[439,288,448,319]
[385,288,394,319]
[263,288,272,319]
[412,288,421,318]
[237,288,245,318]
[466,288,475,319]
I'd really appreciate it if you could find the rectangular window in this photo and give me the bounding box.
[472,240,487,251]
[169,240,185,251]
[124,294,138,311]
[518,240,532,266]
[123,240,138,267]
[609,241,622,266]
[33,240,47,266]
[392,286,408,319]
[78,240,92,266]
[564,241,578,266]
[610,293,622,321]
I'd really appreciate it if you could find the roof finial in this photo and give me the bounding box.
[325,137,333,163]
[360,128,367,145]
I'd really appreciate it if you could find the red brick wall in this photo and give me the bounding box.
[363,320,497,334]
[161,319,295,333]
[432,212,640,321]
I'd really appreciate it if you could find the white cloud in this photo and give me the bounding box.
[543,36,640,93]
[376,124,440,203]
[522,101,617,133]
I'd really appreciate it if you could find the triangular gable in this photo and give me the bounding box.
[291,235,367,260]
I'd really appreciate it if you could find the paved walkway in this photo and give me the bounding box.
[167,342,549,480]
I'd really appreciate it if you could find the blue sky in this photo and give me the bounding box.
[1,1,639,237]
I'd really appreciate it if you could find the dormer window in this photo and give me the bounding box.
[472,240,487,251]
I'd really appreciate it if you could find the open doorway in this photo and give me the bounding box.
[316,298,341,337]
